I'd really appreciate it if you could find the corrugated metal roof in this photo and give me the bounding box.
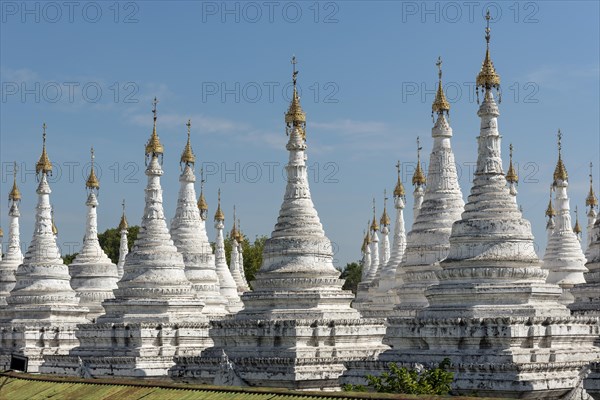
[0,372,503,400]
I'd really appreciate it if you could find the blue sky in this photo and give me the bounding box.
[1,1,599,267]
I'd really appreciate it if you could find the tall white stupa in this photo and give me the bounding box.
[0,163,24,306]
[411,138,426,223]
[377,13,600,398]
[172,58,388,389]
[0,125,88,372]
[394,57,465,316]
[169,120,229,318]
[68,147,119,321]
[42,100,212,378]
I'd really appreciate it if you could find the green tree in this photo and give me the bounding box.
[340,262,362,294]
[218,235,267,288]
[348,359,453,395]
[97,226,140,264]
[62,253,78,265]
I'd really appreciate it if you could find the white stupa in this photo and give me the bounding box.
[116,200,129,279]
[542,131,588,305]
[0,163,24,306]
[213,192,243,313]
[172,58,388,389]
[42,100,211,378]
[585,162,598,253]
[394,58,465,316]
[545,186,557,243]
[571,208,600,315]
[412,139,426,223]
[0,125,88,372]
[169,120,229,318]
[228,208,249,294]
[377,13,600,398]
[68,147,119,321]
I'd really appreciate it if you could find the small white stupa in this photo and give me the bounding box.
[116,200,129,279]
[68,147,119,321]
[169,120,229,318]
[213,192,243,313]
[542,131,588,305]
[0,163,24,306]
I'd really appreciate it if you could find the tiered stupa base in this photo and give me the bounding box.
[586,362,600,400]
[0,305,88,372]
[353,280,399,318]
[171,317,387,390]
[344,315,600,399]
[41,321,212,377]
[172,274,388,389]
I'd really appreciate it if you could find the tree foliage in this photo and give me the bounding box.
[340,262,362,294]
[97,226,140,264]
[344,359,453,395]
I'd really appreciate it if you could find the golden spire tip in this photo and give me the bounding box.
[9,161,21,202]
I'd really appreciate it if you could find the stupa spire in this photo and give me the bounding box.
[412,137,426,222]
[476,10,501,103]
[285,55,306,140]
[197,168,209,221]
[170,120,229,317]
[506,143,518,200]
[69,147,119,320]
[85,147,100,193]
[573,206,582,239]
[431,56,450,119]
[213,189,243,312]
[542,130,587,304]
[36,123,52,177]
[361,221,372,281]
[367,198,380,282]
[0,162,24,305]
[237,218,250,290]
[545,186,556,243]
[388,161,407,267]
[379,190,391,268]
[117,199,128,279]
[145,97,164,164]
[586,162,598,250]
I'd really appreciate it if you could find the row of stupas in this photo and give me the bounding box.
[0,13,599,398]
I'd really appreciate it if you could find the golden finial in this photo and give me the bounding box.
[505,143,518,184]
[36,123,52,176]
[432,56,450,117]
[9,162,21,202]
[573,206,582,235]
[285,55,306,139]
[586,162,598,208]
[553,129,568,185]
[361,220,372,253]
[370,198,379,231]
[412,137,426,186]
[118,199,128,231]
[51,208,58,236]
[394,160,406,198]
[214,188,225,221]
[545,186,556,218]
[86,147,100,191]
[180,119,196,167]
[197,168,209,217]
[380,190,391,226]
[145,97,164,161]
[0,226,3,238]
[476,10,501,95]
[230,205,239,239]
[237,218,243,242]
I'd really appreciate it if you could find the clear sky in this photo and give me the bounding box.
[1,1,599,268]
